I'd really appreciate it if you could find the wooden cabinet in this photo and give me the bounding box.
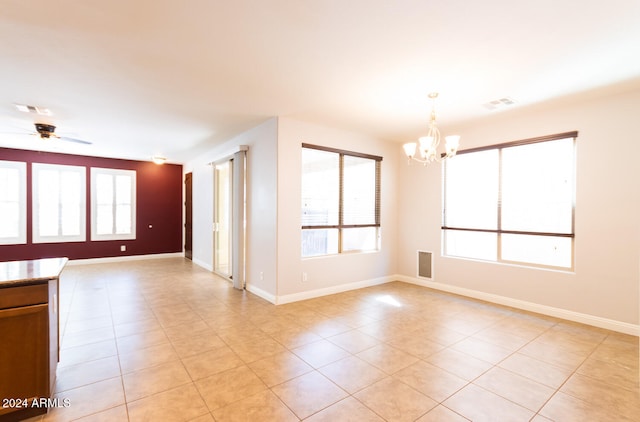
[0,259,65,422]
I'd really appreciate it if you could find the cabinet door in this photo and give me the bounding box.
[0,304,48,417]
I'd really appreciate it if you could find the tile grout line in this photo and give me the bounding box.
[533,330,615,419]
[105,272,132,422]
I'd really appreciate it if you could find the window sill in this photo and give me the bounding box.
[442,254,576,275]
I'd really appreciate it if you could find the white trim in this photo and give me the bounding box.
[246,284,277,304]
[231,149,246,289]
[63,252,640,336]
[67,252,184,266]
[396,274,639,336]
[207,144,249,166]
[192,257,213,272]
[275,276,394,305]
[90,167,137,241]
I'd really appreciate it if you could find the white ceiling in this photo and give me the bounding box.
[1,0,640,163]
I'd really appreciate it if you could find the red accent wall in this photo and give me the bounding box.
[0,147,183,261]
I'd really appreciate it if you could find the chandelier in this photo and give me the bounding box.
[403,92,460,164]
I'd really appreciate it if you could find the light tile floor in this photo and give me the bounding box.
[23,258,638,421]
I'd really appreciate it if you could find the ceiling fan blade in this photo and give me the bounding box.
[58,136,92,145]
[0,130,34,136]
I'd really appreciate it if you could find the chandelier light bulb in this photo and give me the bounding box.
[403,142,417,159]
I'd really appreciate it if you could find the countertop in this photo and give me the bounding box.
[0,257,69,288]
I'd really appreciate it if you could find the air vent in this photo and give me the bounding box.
[417,250,433,280]
[14,104,52,116]
[483,97,516,111]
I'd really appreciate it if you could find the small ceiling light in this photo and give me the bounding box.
[152,156,166,165]
[403,93,460,165]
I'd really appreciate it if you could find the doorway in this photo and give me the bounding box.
[213,161,232,277]
[212,148,246,290]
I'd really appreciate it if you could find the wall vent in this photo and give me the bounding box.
[417,250,433,280]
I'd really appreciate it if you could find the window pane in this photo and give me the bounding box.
[96,174,114,235]
[0,167,20,239]
[0,168,19,201]
[38,170,60,237]
[97,204,113,234]
[60,204,81,235]
[115,205,131,234]
[60,171,81,236]
[342,227,378,252]
[343,156,376,225]
[0,203,19,237]
[301,149,339,226]
[502,138,574,233]
[61,171,81,204]
[96,174,113,205]
[115,175,131,204]
[444,230,497,261]
[502,234,572,268]
[302,229,339,257]
[444,150,499,230]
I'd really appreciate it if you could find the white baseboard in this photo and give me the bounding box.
[246,284,277,304]
[396,274,639,336]
[275,276,395,305]
[65,253,638,336]
[68,252,184,266]
[192,257,213,272]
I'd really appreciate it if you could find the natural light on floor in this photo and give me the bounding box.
[375,294,403,307]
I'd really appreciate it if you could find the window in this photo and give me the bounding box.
[91,168,136,241]
[442,132,577,269]
[0,160,27,245]
[32,163,86,243]
[301,144,382,257]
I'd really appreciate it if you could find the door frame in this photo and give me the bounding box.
[210,146,247,290]
[213,159,233,279]
[184,172,193,260]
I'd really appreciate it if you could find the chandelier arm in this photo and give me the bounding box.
[408,155,443,165]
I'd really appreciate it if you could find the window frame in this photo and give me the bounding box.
[32,163,87,244]
[0,160,27,245]
[442,131,577,270]
[90,167,137,241]
[301,143,382,257]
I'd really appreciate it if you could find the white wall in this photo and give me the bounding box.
[185,116,400,303]
[184,118,278,298]
[276,117,400,300]
[397,89,640,327]
[183,91,638,332]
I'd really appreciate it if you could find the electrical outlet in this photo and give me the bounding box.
[302,272,308,282]
[120,245,126,252]
[259,271,264,281]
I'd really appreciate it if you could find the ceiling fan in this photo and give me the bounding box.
[32,123,92,145]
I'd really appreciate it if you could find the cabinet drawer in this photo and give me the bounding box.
[0,284,49,309]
